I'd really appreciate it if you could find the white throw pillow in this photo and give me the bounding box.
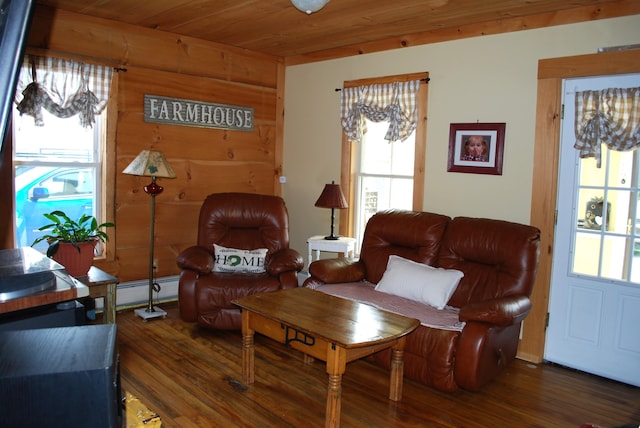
[374,255,464,309]
[213,244,268,273]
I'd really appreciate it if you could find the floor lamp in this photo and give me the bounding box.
[123,150,176,321]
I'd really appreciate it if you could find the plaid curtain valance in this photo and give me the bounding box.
[574,87,640,167]
[340,80,420,143]
[15,55,113,128]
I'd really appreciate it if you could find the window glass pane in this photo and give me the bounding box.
[573,232,601,276]
[360,121,414,175]
[579,150,606,187]
[15,166,96,251]
[391,135,414,175]
[632,239,640,282]
[609,149,634,189]
[607,189,633,235]
[600,235,629,281]
[389,177,413,209]
[578,189,609,231]
[360,122,393,175]
[359,176,413,214]
[13,110,96,163]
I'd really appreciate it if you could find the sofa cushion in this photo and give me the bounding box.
[359,210,451,284]
[437,216,541,308]
[213,244,267,273]
[375,255,463,309]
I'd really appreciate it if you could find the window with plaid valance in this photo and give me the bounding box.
[340,80,420,143]
[14,55,113,128]
[574,87,640,167]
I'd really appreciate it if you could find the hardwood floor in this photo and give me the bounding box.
[114,302,639,427]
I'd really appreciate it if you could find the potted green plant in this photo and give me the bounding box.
[31,210,115,277]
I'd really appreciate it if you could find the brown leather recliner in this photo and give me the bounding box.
[177,192,304,330]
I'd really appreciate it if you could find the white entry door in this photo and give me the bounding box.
[545,74,640,386]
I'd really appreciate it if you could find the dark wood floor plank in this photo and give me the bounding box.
[113,302,640,427]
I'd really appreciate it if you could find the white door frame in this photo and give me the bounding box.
[524,49,640,363]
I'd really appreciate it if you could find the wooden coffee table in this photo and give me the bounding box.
[233,287,420,428]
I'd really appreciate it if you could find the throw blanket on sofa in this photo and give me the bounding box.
[310,281,465,332]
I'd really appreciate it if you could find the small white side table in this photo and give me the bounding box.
[307,235,357,272]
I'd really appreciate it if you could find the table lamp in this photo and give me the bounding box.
[314,180,348,240]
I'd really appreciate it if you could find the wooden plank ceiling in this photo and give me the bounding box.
[36,0,636,62]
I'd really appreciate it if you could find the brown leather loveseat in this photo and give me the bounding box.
[304,209,540,392]
[177,193,304,330]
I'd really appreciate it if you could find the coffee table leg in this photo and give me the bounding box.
[325,346,346,428]
[241,310,255,384]
[389,337,406,401]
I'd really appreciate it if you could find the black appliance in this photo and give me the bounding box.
[0,324,122,427]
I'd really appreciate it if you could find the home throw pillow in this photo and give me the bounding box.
[374,255,464,309]
[213,244,268,273]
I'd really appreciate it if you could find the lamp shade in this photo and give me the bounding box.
[122,150,176,179]
[291,0,329,14]
[315,181,348,209]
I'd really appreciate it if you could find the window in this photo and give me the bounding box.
[353,120,416,246]
[13,104,106,254]
[573,147,640,283]
[11,55,113,256]
[340,73,428,251]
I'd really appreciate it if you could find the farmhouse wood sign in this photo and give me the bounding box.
[144,94,253,132]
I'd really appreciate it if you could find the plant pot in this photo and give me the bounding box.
[52,241,96,277]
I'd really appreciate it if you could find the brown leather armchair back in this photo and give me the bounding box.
[437,216,541,308]
[197,192,290,253]
[359,210,451,284]
[177,192,303,330]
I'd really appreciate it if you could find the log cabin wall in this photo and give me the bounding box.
[20,5,285,281]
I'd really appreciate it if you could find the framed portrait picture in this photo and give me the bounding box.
[447,123,505,175]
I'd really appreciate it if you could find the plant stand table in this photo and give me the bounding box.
[75,266,119,324]
[233,287,419,428]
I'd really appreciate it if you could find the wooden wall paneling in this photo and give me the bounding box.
[115,66,279,280]
[25,7,282,281]
[28,6,282,88]
[176,161,277,195]
[523,48,640,362]
[118,67,278,119]
[273,62,286,196]
[115,121,276,167]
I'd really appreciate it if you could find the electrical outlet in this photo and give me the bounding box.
[153,258,158,272]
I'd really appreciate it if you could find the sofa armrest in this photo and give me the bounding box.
[308,258,366,284]
[266,248,304,276]
[176,246,214,274]
[458,295,532,326]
